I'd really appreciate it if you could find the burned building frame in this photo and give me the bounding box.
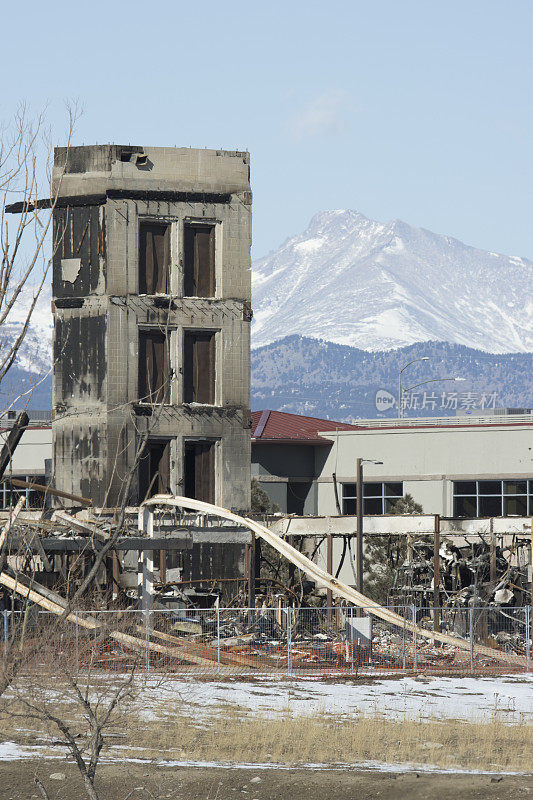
[50,145,252,509]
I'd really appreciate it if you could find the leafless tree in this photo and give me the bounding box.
[0,104,77,408]
[6,630,140,800]
[0,236,178,795]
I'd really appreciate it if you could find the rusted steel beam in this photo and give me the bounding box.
[8,478,92,506]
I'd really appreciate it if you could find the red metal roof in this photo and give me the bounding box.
[251,410,360,443]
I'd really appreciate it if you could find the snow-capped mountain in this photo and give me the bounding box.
[0,283,53,373]
[252,210,533,353]
[2,208,532,414]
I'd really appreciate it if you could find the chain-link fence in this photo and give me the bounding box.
[1,605,531,677]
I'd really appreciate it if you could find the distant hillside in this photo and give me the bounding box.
[0,366,52,413]
[11,335,532,420]
[251,336,532,420]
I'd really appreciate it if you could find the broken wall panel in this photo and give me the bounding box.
[52,419,107,506]
[52,205,103,297]
[53,314,106,402]
[180,541,244,587]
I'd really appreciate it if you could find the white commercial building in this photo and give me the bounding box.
[3,411,533,521]
[316,414,533,518]
[0,415,52,508]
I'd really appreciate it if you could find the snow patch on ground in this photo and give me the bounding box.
[154,758,532,776]
[135,673,533,724]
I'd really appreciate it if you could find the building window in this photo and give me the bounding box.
[342,482,403,515]
[453,479,532,517]
[183,223,215,297]
[0,475,46,509]
[183,331,216,404]
[138,440,171,502]
[138,329,170,404]
[139,221,170,294]
[184,440,216,504]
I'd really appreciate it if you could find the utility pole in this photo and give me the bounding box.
[356,458,363,593]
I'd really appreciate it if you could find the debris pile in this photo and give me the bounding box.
[390,535,531,610]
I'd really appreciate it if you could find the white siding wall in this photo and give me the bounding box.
[317,424,533,516]
[0,427,52,474]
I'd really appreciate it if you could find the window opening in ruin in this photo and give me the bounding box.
[138,329,170,404]
[183,223,215,297]
[183,331,215,404]
[153,548,182,572]
[342,482,403,515]
[139,221,170,294]
[138,439,171,501]
[184,440,216,504]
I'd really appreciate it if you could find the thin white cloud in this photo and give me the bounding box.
[288,89,350,141]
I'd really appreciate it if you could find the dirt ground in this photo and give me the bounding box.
[0,760,531,800]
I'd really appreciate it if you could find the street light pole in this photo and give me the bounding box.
[355,458,383,596]
[398,357,430,418]
[402,377,466,416]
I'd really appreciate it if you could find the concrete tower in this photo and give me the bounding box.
[51,145,252,509]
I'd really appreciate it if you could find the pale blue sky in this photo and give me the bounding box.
[3,0,532,259]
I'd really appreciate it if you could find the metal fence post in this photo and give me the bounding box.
[216,604,220,671]
[402,607,407,672]
[287,606,292,676]
[526,606,531,674]
[469,607,474,674]
[3,609,8,661]
[145,609,150,673]
[411,605,417,673]
[75,610,79,676]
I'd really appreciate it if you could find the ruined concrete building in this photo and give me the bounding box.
[51,145,252,509]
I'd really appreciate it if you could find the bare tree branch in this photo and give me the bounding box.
[0,103,79,388]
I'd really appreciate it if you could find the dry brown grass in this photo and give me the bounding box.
[126,709,533,772]
[2,677,532,773]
